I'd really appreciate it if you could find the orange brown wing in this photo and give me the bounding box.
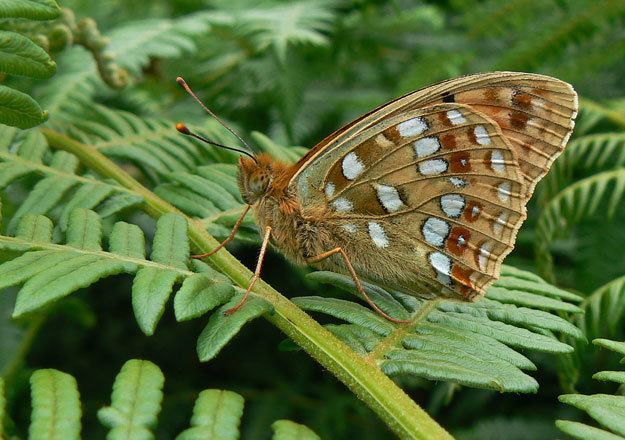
[288,72,577,301]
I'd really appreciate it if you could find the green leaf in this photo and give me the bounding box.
[109,221,146,260]
[0,85,48,129]
[0,31,56,78]
[559,394,625,437]
[151,213,189,270]
[0,0,60,20]
[66,208,102,250]
[16,214,53,243]
[594,339,625,357]
[98,359,164,440]
[555,420,624,440]
[176,389,244,440]
[132,268,179,336]
[197,295,272,362]
[271,420,321,440]
[13,252,127,317]
[303,270,581,393]
[174,273,235,321]
[29,369,81,440]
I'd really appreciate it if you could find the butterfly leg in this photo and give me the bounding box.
[192,204,251,259]
[306,248,411,324]
[223,225,272,316]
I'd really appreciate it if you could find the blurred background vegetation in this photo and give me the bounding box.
[2,0,625,438]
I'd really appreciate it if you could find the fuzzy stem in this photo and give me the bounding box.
[41,128,453,440]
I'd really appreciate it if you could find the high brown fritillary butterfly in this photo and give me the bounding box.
[176,72,577,323]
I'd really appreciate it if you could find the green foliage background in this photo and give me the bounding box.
[1,0,625,439]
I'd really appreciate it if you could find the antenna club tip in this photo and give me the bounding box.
[176,76,187,86]
[175,122,190,134]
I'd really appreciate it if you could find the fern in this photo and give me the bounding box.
[297,268,582,393]
[29,369,81,440]
[580,276,625,342]
[0,359,320,439]
[35,11,225,124]
[557,339,625,440]
[535,166,625,280]
[0,0,60,128]
[0,125,143,232]
[540,132,625,205]
[235,0,337,63]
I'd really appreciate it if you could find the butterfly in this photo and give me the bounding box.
[176,72,578,323]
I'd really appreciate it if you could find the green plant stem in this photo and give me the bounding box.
[41,128,453,440]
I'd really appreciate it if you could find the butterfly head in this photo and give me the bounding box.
[237,154,276,204]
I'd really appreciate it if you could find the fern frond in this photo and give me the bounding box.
[3,359,321,439]
[580,276,625,342]
[236,0,336,63]
[36,11,226,122]
[540,132,625,204]
[578,98,625,132]
[197,293,273,362]
[557,339,625,440]
[29,369,81,440]
[51,103,239,181]
[272,420,321,440]
[176,389,244,440]
[493,0,625,71]
[132,213,188,335]
[0,206,271,353]
[0,0,59,128]
[535,168,625,279]
[0,0,60,20]
[0,126,143,231]
[297,267,583,393]
[98,359,164,440]
[0,30,56,78]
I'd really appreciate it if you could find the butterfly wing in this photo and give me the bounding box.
[290,72,577,300]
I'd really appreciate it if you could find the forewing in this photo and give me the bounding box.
[292,71,577,197]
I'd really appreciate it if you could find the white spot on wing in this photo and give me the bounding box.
[332,197,353,212]
[429,251,452,286]
[474,125,491,145]
[472,205,480,217]
[368,222,389,248]
[497,181,512,202]
[491,150,505,173]
[398,117,428,138]
[375,184,404,212]
[342,152,365,180]
[478,241,493,271]
[458,235,466,246]
[418,159,448,175]
[440,194,465,218]
[447,109,466,125]
[492,212,509,235]
[324,182,335,197]
[422,217,450,247]
[449,177,467,188]
[413,137,441,157]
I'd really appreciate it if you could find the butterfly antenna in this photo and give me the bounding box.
[175,122,257,162]
[176,76,255,154]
